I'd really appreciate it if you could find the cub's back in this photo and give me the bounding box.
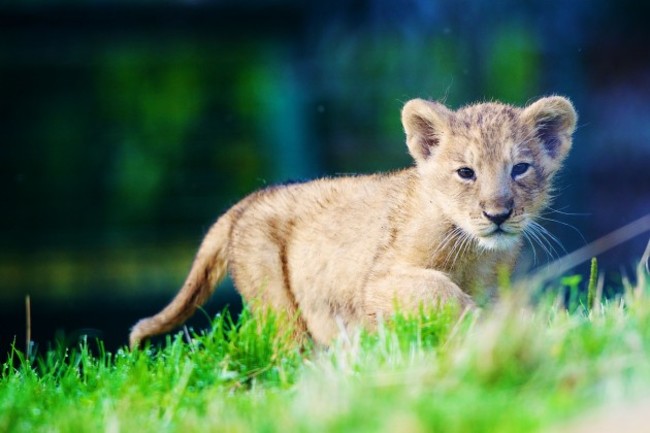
[227,169,412,307]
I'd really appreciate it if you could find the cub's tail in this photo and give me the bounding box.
[129,210,234,349]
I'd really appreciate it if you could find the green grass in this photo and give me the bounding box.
[2,265,650,433]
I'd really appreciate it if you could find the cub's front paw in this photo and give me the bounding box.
[437,280,475,311]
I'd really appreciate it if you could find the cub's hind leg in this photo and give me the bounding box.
[228,215,308,342]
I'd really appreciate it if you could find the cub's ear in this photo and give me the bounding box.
[401,99,452,162]
[521,96,577,163]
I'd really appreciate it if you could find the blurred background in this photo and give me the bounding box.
[1,0,649,354]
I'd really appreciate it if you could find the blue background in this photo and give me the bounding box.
[1,0,649,352]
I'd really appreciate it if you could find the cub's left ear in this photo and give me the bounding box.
[521,96,577,163]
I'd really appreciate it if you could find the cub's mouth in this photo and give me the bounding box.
[477,227,520,250]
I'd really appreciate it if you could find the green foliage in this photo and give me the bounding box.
[587,257,599,309]
[561,274,584,310]
[98,43,208,222]
[2,270,650,433]
[484,25,540,104]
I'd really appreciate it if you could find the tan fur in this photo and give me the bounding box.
[129,96,577,348]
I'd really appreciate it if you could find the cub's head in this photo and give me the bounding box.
[402,96,577,251]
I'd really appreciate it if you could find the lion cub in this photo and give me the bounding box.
[130,96,577,347]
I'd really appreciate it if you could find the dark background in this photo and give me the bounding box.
[1,0,649,355]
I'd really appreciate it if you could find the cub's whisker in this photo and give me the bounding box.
[536,215,587,244]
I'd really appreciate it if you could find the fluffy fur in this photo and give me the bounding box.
[129,96,577,348]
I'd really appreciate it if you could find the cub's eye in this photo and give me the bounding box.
[511,163,530,178]
[457,167,475,180]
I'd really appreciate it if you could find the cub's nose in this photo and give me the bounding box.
[483,209,512,226]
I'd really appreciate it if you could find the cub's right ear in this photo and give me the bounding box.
[401,99,452,163]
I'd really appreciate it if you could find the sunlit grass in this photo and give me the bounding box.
[2,258,650,433]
